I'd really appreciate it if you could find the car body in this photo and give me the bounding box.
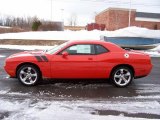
[4,40,152,87]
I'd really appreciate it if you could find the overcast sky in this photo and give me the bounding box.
[0,0,160,25]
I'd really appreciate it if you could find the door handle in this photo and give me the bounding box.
[88,58,93,60]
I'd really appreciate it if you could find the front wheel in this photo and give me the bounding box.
[111,66,133,87]
[17,64,41,86]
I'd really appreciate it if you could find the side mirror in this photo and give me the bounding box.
[62,51,68,58]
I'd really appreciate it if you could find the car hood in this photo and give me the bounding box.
[7,50,49,62]
[8,50,43,58]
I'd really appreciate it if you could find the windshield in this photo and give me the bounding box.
[46,42,68,54]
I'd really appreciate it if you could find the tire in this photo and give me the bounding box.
[111,66,133,87]
[17,64,41,86]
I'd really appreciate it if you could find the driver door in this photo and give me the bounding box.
[51,44,99,78]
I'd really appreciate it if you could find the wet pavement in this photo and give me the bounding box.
[0,49,160,120]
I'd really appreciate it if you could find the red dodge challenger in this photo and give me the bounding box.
[4,40,152,87]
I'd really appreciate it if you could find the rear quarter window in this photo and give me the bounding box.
[95,45,109,54]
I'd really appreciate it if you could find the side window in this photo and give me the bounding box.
[63,44,95,55]
[95,45,109,54]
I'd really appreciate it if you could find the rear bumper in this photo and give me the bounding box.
[134,64,152,78]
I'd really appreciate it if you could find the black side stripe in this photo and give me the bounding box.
[41,55,49,62]
[35,56,42,62]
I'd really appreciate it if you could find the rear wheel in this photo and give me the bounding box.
[111,66,133,87]
[17,64,41,86]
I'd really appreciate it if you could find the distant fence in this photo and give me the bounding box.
[0,27,26,34]
[39,22,64,31]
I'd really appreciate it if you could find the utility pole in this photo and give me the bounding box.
[61,9,64,22]
[128,0,131,27]
[51,0,53,21]
[94,11,97,23]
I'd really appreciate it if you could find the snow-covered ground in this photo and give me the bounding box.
[0,26,11,29]
[111,27,160,38]
[0,99,159,120]
[0,26,160,57]
[0,26,160,40]
[143,45,160,57]
[0,84,160,120]
[0,45,55,51]
[0,30,102,40]
[0,55,6,58]
[144,50,160,57]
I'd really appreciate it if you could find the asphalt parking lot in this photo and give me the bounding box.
[0,49,160,119]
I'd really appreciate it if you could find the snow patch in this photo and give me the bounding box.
[0,99,29,112]
[0,90,30,96]
[6,92,30,96]
[0,55,6,58]
[0,90,8,94]
[1,99,160,120]
[0,30,102,40]
[0,26,11,29]
[144,51,160,57]
[111,26,160,38]
[135,95,160,99]
[136,84,160,94]
[0,45,55,50]
[0,26,160,40]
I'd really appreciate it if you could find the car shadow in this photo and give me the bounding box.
[40,78,112,86]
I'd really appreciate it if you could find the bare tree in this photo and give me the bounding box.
[0,15,63,31]
[0,15,37,30]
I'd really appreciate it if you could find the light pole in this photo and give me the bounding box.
[128,0,131,27]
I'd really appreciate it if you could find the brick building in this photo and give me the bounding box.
[95,8,160,31]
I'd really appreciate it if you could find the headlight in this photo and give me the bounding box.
[4,61,6,67]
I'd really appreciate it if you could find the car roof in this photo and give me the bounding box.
[68,40,109,44]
